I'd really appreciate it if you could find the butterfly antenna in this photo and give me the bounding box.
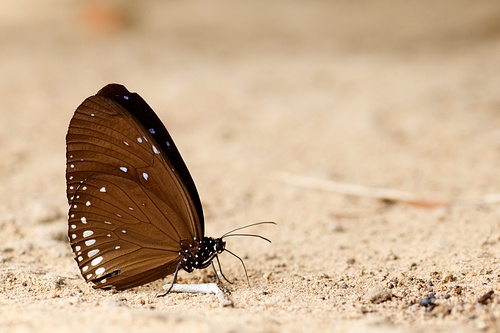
[222,233,272,243]
[221,221,276,238]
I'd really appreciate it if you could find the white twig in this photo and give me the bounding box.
[164,283,233,307]
[273,171,447,208]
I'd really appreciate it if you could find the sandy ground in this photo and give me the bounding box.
[2,0,500,332]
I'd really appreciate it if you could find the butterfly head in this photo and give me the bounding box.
[214,237,226,254]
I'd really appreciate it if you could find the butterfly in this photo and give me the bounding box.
[66,83,274,291]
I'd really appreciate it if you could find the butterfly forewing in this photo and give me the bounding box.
[66,84,203,290]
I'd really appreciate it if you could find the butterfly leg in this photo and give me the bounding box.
[213,255,234,285]
[210,260,231,294]
[157,262,182,297]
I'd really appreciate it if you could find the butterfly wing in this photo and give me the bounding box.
[66,84,204,290]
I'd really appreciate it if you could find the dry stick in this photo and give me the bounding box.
[472,193,500,205]
[273,172,448,208]
[451,193,500,207]
[164,283,234,307]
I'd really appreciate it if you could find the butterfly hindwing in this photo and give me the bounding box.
[66,84,203,289]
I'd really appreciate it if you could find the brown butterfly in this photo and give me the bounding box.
[66,84,274,291]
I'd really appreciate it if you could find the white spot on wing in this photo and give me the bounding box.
[123,141,129,146]
[70,164,75,169]
[120,166,128,173]
[142,172,149,181]
[95,267,105,276]
[75,245,81,251]
[85,239,96,246]
[70,224,76,229]
[152,145,160,154]
[137,137,143,143]
[86,201,91,206]
[71,234,76,239]
[123,95,129,100]
[104,221,112,225]
[100,187,106,193]
[149,128,155,134]
[82,266,88,272]
[115,246,121,250]
[83,230,94,238]
[91,256,103,266]
[121,230,126,234]
[81,217,87,224]
[88,249,100,257]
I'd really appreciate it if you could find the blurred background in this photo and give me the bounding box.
[2,0,500,245]
[2,0,500,262]
[2,0,500,201]
[2,0,500,330]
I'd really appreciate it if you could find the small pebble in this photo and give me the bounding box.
[419,295,436,311]
[365,286,392,304]
[477,290,494,305]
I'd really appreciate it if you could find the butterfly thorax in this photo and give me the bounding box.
[179,237,226,273]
